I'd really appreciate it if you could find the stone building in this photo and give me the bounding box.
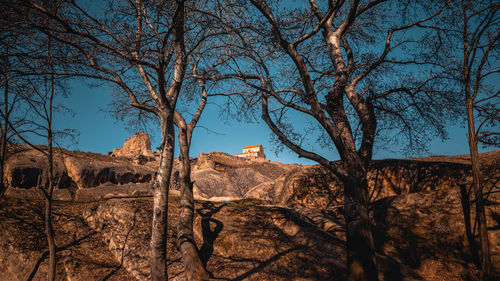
[235,144,266,160]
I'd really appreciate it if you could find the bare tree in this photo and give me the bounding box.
[0,56,17,198]
[3,0,221,279]
[0,4,26,197]
[173,48,230,280]
[436,1,499,279]
[173,72,209,281]
[463,2,499,278]
[208,1,456,280]
[0,2,72,279]
[6,39,62,281]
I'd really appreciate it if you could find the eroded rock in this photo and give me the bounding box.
[64,156,153,189]
[5,146,155,191]
[79,187,500,281]
[110,132,156,159]
[244,159,473,211]
[4,149,75,189]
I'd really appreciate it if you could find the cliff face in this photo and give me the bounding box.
[4,146,156,200]
[188,152,478,212]
[6,145,493,206]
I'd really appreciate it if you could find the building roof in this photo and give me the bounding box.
[243,144,263,149]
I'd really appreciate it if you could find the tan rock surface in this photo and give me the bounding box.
[244,159,474,211]
[4,148,74,189]
[120,132,153,157]
[2,185,495,280]
[0,198,137,281]
[64,156,154,189]
[5,146,156,192]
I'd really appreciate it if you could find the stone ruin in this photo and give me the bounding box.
[109,132,158,164]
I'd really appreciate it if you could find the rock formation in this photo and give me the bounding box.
[186,152,296,199]
[4,146,156,193]
[111,132,156,159]
[244,159,474,211]
[2,142,499,280]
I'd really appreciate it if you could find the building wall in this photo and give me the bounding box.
[243,146,262,153]
[236,145,266,160]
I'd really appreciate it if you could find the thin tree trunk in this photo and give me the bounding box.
[177,125,209,281]
[45,187,56,281]
[45,147,56,281]
[45,155,56,281]
[0,123,6,198]
[466,98,492,280]
[343,170,379,281]
[45,67,56,281]
[0,71,9,198]
[151,113,176,281]
[459,184,481,267]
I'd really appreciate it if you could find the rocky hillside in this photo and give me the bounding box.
[6,132,497,206]
[1,182,499,280]
[1,135,499,280]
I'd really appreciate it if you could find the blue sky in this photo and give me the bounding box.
[15,0,496,165]
[43,80,493,166]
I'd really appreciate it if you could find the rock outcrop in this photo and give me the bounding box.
[4,148,75,190]
[111,132,156,160]
[122,132,152,156]
[188,152,297,199]
[64,156,153,189]
[4,146,156,192]
[244,158,475,211]
[185,151,492,208]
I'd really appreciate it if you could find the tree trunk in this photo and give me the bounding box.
[46,67,56,281]
[342,170,379,281]
[177,126,210,281]
[45,186,56,281]
[0,135,6,197]
[151,113,176,281]
[46,151,56,281]
[0,73,9,198]
[459,184,481,267]
[466,99,492,280]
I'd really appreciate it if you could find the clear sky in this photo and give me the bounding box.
[13,0,497,165]
[42,79,494,166]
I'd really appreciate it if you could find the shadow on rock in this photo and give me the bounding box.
[197,202,226,268]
